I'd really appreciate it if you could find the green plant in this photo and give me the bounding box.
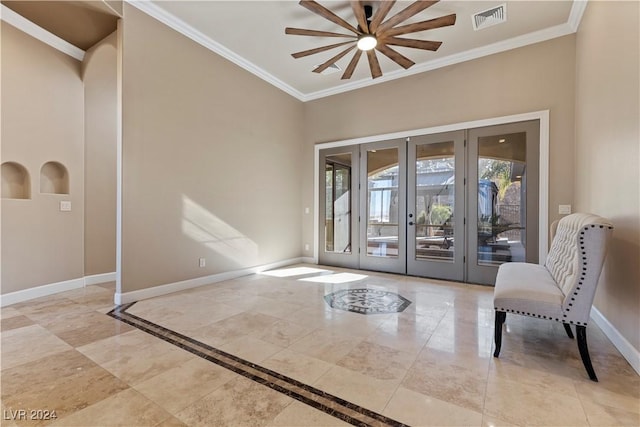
[430,204,452,225]
[479,159,512,201]
[417,210,427,224]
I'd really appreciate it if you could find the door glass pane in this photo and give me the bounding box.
[415,141,455,262]
[325,154,352,253]
[477,132,526,266]
[367,148,399,257]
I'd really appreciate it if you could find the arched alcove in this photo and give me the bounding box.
[40,161,69,194]
[1,162,31,199]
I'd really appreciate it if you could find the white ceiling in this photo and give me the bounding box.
[131,1,584,101]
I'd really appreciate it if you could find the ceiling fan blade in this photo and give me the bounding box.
[291,41,355,59]
[300,0,359,35]
[383,37,442,51]
[286,27,357,38]
[383,14,456,37]
[368,0,396,33]
[366,49,383,79]
[341,49,363,79]
[375,44,415,69]
[313,45,357,74]
[351,1,369,33]
[377,1,439,33]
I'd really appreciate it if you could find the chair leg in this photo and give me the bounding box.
[576,325,598,382]
[563,323,575,339]
[493,311,506,357]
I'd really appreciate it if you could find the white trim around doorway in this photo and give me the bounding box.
[313,110,550,266]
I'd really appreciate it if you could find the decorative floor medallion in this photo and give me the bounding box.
[324,288,411,315]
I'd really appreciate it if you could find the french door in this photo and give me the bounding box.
[407,131,466,281]
[319,146,359,268]
[319,120,540,285]
[359,139,407,274]
[466,121,540,283]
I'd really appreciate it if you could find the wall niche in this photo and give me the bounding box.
[40,161,69,194]
[1,162,31,199]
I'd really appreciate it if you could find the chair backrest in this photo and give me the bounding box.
[544,213,613,324]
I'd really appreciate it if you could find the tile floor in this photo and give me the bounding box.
[1,265,638,426]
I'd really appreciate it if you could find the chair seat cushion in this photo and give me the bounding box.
[494,262,564,321]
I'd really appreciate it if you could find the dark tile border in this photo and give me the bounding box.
[108,303,408,427]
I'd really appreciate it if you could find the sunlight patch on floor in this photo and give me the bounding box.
[299,272,368,284]
[260,267,331,277]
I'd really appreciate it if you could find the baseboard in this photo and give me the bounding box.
[1,272,118,307]
[114,257,304,305]
[0,277,85,307]
[84,272,116,286]
[591,306,640,376]
[301,257,317,264]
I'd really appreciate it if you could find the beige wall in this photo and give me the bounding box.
[575,1,640,352]
[120,5,304,292]
[1,23,85,293]
[82,32,117,276]
[302,35,577,258]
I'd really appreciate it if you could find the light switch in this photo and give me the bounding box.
[60,201,72,212]
[559,204,571,215]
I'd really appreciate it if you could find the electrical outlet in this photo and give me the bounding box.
[304,207,310,214]
[304,244,310,251]
[559,204,572,215]
[60,201,71,212]
[198,257,206,268]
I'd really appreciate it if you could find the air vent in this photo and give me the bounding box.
[313,63,342,75]
[472,4,507,31]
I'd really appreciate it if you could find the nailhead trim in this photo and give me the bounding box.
[494,307,591,326]
[564,321,587,326]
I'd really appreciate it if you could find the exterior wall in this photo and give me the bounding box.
[120,4,304,292]
[1,23,85,293]
[302,35,577,259]
[82,31,117,276]
[575,1,640,352]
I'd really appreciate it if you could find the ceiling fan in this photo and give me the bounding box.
[285,0,457,80]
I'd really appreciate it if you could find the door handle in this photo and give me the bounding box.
[409,221,414,226]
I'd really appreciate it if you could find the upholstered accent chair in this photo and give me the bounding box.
[493,213,614,381]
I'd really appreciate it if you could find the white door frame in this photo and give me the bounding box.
[313,110,550,267]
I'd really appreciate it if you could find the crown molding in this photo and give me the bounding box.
[0,1,587,100]
[304,21,576,100]
[568,0,588,32]
[125,0,587,103]
[125,0,306,102]
[0,4,85,61]
[305,1,587,100]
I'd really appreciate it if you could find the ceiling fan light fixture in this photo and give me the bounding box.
[357,34,377,51]
[286,0,457,80]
